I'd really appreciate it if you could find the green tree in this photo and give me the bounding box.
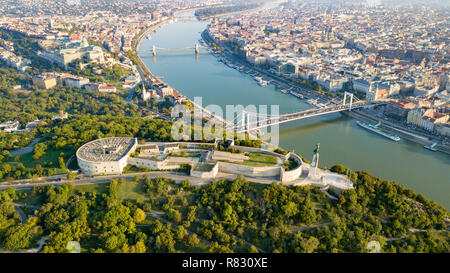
[133,208,146,224]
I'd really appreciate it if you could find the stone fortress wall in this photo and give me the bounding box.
[190,163,220,179]
[77,139,303,182]
[76,138,353,191]
[76,137,138,176]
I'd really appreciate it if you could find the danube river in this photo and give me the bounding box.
[139,12,449,208]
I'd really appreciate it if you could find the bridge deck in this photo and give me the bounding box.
[139,46,208,53]
[227,102,371,133]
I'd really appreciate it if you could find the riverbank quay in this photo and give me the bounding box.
[132,20,170,80]
[131,11,239,132]
[343,110,450,155]
[201,29,322,101]
[202,29,450,156]
[133,6,450,208]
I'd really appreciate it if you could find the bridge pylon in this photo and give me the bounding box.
[343,92,354,111]
[239,110,252,134]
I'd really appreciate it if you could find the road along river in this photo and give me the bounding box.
[138,11,449,208]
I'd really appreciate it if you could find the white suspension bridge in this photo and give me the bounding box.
[176,15,199,22]
[139,43,208,56]
[202,92,375,134]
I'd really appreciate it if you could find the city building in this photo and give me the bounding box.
[0,120,20,133]
[64,76,90,89]
[32,75,57,90]
[52,110,69,121]
[385,100,416,119]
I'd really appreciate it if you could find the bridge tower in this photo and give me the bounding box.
[152,45,157,56]
[240,111,252,133]
[343,92,354,111]
[195,43,200,55]
[241,110,246,132]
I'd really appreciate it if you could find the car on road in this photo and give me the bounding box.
[47,178,62,182]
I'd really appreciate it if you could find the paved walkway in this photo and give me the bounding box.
[0,236,48,253]
[290,222,333,233]
[12,204,27,224]
[0,171,283,191]
[10,138,41,157]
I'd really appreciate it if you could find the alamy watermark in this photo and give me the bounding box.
[171,97,280,146]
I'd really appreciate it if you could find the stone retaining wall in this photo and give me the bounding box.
[280,152,303,182]
[190,163,219,179]
[218,162,281,178]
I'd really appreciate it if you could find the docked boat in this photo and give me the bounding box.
[289,91,303,99]
[254,76,268,86]
[424,143,438,152]
[307,98,318,105]
[356,121,401,142]
[261,80,269,86]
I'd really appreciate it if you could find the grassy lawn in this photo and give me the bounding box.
[80,235,102,253]
[194,163,214,172]
[74,181,149,202]
[17,189,46,207]
[67,157,79,170]
[74,183,109,195]
[240,153,279,167]
[284,158,299,171]
[9,149,71,175]
[116,181,149,202]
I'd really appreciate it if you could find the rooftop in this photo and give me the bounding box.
[76,137,137,163]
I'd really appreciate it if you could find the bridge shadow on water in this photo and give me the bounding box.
[140,52,209,60]
[277,115,352,136]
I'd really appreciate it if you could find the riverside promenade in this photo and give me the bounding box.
[132,12,233,129]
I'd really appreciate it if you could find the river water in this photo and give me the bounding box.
[139,12,449,208]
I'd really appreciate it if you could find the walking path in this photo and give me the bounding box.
[12,203,27,224]
[10,138,41,157]
[0,236,48,253]
[289,222,333,233]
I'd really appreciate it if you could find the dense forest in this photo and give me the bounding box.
[0,171,448,253]
[0,65,176,181]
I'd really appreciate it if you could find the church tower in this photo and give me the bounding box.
[142,84,150,101]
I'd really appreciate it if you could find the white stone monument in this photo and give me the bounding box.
[309,143,320,179]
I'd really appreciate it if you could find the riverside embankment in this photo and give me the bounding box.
[137,9,450,208]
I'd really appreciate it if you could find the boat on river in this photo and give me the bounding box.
[424,143,438,152]
[356,121,401,141]
[307,98,318,106]
[289,91,303,99]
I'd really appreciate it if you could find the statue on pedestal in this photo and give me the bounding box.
[310,143,320,179]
